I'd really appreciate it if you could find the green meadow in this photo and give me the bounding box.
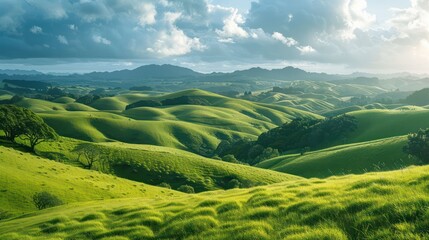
[1,86,429,239]
[2,162,429,239]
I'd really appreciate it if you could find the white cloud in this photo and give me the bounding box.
[297,45,316,54]
[341,0,376,40]
[69,24,77,31]
[148,27,205,57]
[30,26,43,34]
[92,35,111,45]
[272,32,298,47]
[213,5,248,42]
[164,12,181,24]
[138,3,157,26]
[57,35,68,45]
[389,0,429,40]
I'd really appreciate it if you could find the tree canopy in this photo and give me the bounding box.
[0,105,58,151]
[403,128,429,165]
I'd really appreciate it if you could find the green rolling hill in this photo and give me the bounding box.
[33,138,301,193]
[347,109,429,143]
[0,145,182,215]
[254,109,429,178]
[2,163,429,239]
[14,89,321,155]
[256,136,417,178]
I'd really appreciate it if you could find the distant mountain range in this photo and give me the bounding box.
[0,64,428,92]
[0,69,43,76]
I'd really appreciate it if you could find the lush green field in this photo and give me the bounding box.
[34,139,301,192]
[2,87,429,239]
[348,109,429,143]
[2,164,429,239]
[0,145,181,215]
[256,136,418,178]
[18,90,320,154]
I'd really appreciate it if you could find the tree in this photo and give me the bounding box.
[226,179,241,189]
[177,185,195,193]
[158,182,172,189]
[403,129,429,164]
[20,109,58,151]
[0,105,26,142]
[72,143,106,169]
[32,192,63,210]
[222,154,240,164]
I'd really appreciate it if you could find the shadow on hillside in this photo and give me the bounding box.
[0,138,33,154]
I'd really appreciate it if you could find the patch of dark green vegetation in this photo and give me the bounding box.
[215,114,357,165]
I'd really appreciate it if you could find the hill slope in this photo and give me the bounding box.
[2,165,429,239]
[35,139,302,193]
[24,90,321,155]
[0,145,181,215]
[256,136,417,178]
[348,109,429,143]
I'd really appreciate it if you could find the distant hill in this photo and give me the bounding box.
[212,66,339,81]
[404,88,429,106]
[0,69,43,76]
[84,64,203,81]
[1,64,427,92]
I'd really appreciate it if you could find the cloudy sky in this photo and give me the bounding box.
[0,0,428,74]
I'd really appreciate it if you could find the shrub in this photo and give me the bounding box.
[158,182,172,189]
[32,192,63,210]
[226,179,242,189]
[177,185,195,193]
[0,209,12,220]
[222,155,240,164]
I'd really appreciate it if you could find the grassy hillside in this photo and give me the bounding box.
[0,145,181,215]
[256,136,417,178]
[34,139,301,192]
[21,89,321,155]
[257,92,339,113]
[40,111,257,154]
[2,165,429,239]
[348,109,429,143]
[15,97,97,112]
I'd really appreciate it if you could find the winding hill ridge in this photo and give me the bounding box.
[15,90,321,154]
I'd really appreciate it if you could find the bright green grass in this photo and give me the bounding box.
[90,89,322,125]
[2,165,429,239]
[0,145,182,215]
[35,139,301,192]
[15,97,97,112]
[257,92,340,113]
[40,111,256,153]
[256,136,418,178]
[348,109,429,143]
[28,89,320,153]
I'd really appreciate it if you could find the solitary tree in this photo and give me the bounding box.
[32,192,63,210]
[403,128,429,165]
[0,105,26,142]
[20,111,58,151]
[72,143,106,169]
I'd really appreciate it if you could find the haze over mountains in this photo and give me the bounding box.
[2,64,429,92]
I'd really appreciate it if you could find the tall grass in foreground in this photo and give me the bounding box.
[1,165,429,239]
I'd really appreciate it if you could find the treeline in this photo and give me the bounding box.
[214,114,358,165]
[126,96,211,110]
[0,105,58,151]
